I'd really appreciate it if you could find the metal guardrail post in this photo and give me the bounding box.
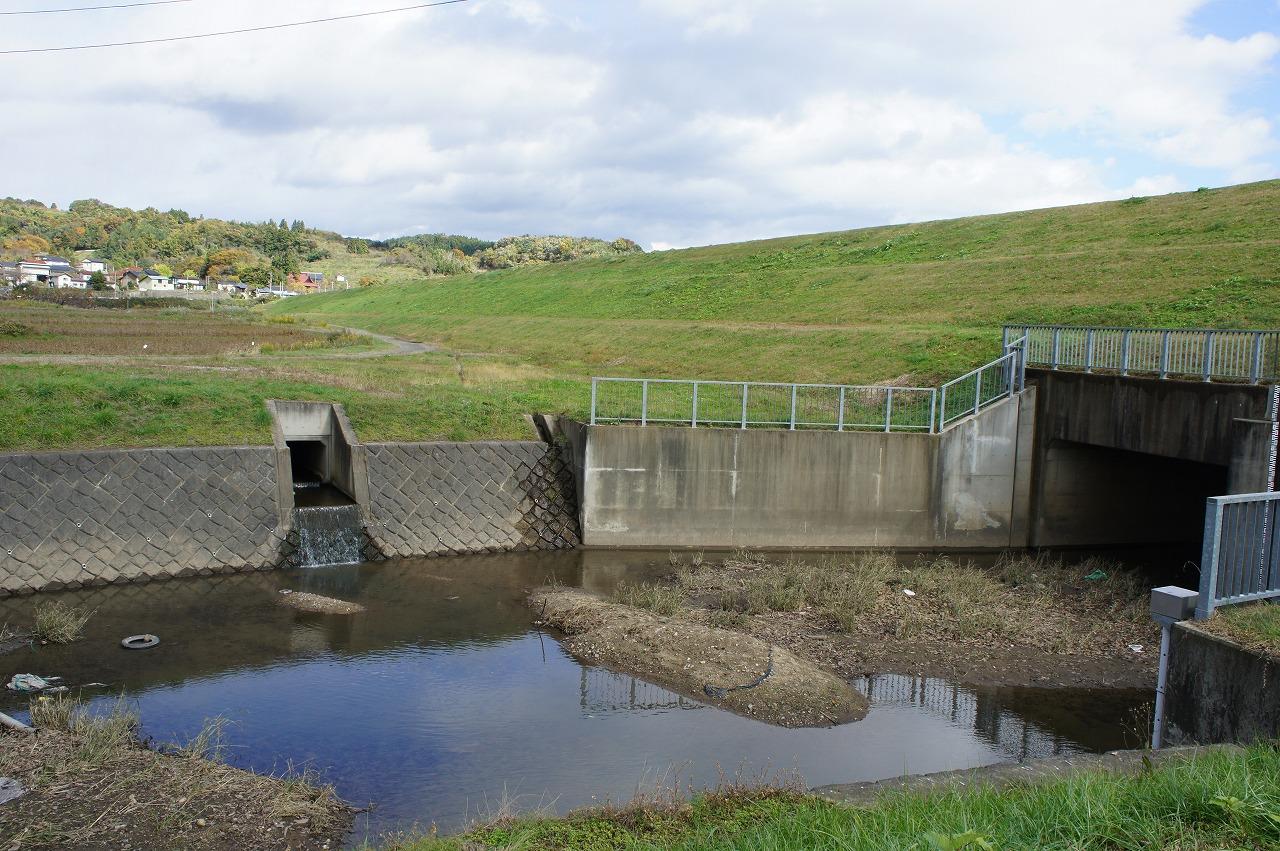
[740,383,749,430]
[1121,330,1132,376]
[1085,328,1095,373]
[974,370,982,416]
[590,378,598,425]
[789,385,798,431]
[837,386,846,432]
[691,382,699,428]
[1251,333,1264,385]
[640,380,649,426]
[929,389,937,434]
[1202,333,1215,383]
[1051,328,1061,370]
[939,385,947,429]
[884,388,894,432]
[1196,497,1224,619]
[1160,331,1171,379]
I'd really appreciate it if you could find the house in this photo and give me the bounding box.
[79,258,107,274]
[174,277,203,291]
[117,267,143,289]
[0,261,17,285]
[137,270,173,292]
[214,280,239,294]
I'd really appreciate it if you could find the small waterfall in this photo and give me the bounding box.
[293,504,365,568]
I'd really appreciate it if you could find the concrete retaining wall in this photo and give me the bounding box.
[0,447,288,595]
[1164,622,1280,746]
[572,391,1035,550]
[0,440,580,596]
[353,441,579,557]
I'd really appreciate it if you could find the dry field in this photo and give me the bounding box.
[0,301,346,357]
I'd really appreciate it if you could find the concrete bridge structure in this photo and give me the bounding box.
[566,326,1280,553]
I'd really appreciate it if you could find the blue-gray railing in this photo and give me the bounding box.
[590,336,1027,434]
[1004,325,1280,384]
[1196,490,1280,618]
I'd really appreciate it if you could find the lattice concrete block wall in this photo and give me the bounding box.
[0,447,288,595]
[364,441,580,557]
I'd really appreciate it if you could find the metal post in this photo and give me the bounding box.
[1151,623,1171,749]
[640,380,649,427]
[691,382,699,428]
[1121,330,1131,376]
[837,387,846,432]
[1250,332,1263,385]
[740,383,749,430]
[974,371,982,415]
[1051,328,1061,370]
[1001,327,1010,352]
[928,389,937,434]
[884,388,894,433]
[1202,332,1215,383]
[939,386,947,430]
[789,385,798,431]
[1196,498,1223,620]
[1085,328,1095,373]
[590,379,597,425]
[1160,331,1171,380]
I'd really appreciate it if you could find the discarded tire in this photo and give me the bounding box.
[120,634,160,650]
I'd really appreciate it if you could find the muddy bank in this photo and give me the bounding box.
[635,551,1160,690]
[0,723,349,850]
[529,587,868,728]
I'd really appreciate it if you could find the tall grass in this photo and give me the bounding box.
[32,600,93,643]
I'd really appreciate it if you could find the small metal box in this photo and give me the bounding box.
[1150,586,1198,622]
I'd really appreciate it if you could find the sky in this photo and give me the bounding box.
[2,0,1278,249]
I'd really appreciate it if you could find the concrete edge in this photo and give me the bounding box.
[813,744,1241,807]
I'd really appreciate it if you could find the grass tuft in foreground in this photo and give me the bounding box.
[31,600,93,644]
[2,697,348,850]
[382,744,1280,850]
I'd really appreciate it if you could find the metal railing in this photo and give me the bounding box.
[591,336,1027,434]
[590,378,939,432]
[1004,325,1280,384]
[1195,491,1280,619]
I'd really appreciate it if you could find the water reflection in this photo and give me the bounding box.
[0,550,1150,839]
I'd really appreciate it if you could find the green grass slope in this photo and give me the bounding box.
[274,181,1280,385]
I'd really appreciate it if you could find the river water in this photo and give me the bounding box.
[0,550,1151,841]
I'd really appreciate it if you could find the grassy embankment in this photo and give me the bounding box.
[382,744,1280,850]
[2,181,1277,450]
[277,181,1280,385]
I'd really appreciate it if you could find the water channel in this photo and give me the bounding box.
[0,550,1152,842]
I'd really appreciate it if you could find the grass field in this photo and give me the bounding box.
[1,181,1277,450]
[274,180,1280,385]
[381,744,1280,850]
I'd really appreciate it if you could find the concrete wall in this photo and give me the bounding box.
[573,390,1035,550]
[0,446,288,595]
[0,440,581,596]
[1164,622,1280,746]
[363,441,580,558]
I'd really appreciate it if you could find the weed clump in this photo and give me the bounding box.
[32,600,93,643]
[612,581,683,617]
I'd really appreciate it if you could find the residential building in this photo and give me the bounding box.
[117,267,143,289]
[137,270,174,292]
[174,277,203,291]
[79,258,107,274]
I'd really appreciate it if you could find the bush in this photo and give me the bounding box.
[33,600,93,643]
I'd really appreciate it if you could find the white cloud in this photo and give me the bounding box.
[0,0,1275,247]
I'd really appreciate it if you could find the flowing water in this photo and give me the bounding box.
[293,505,365,568]
[0,550,1152,842]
